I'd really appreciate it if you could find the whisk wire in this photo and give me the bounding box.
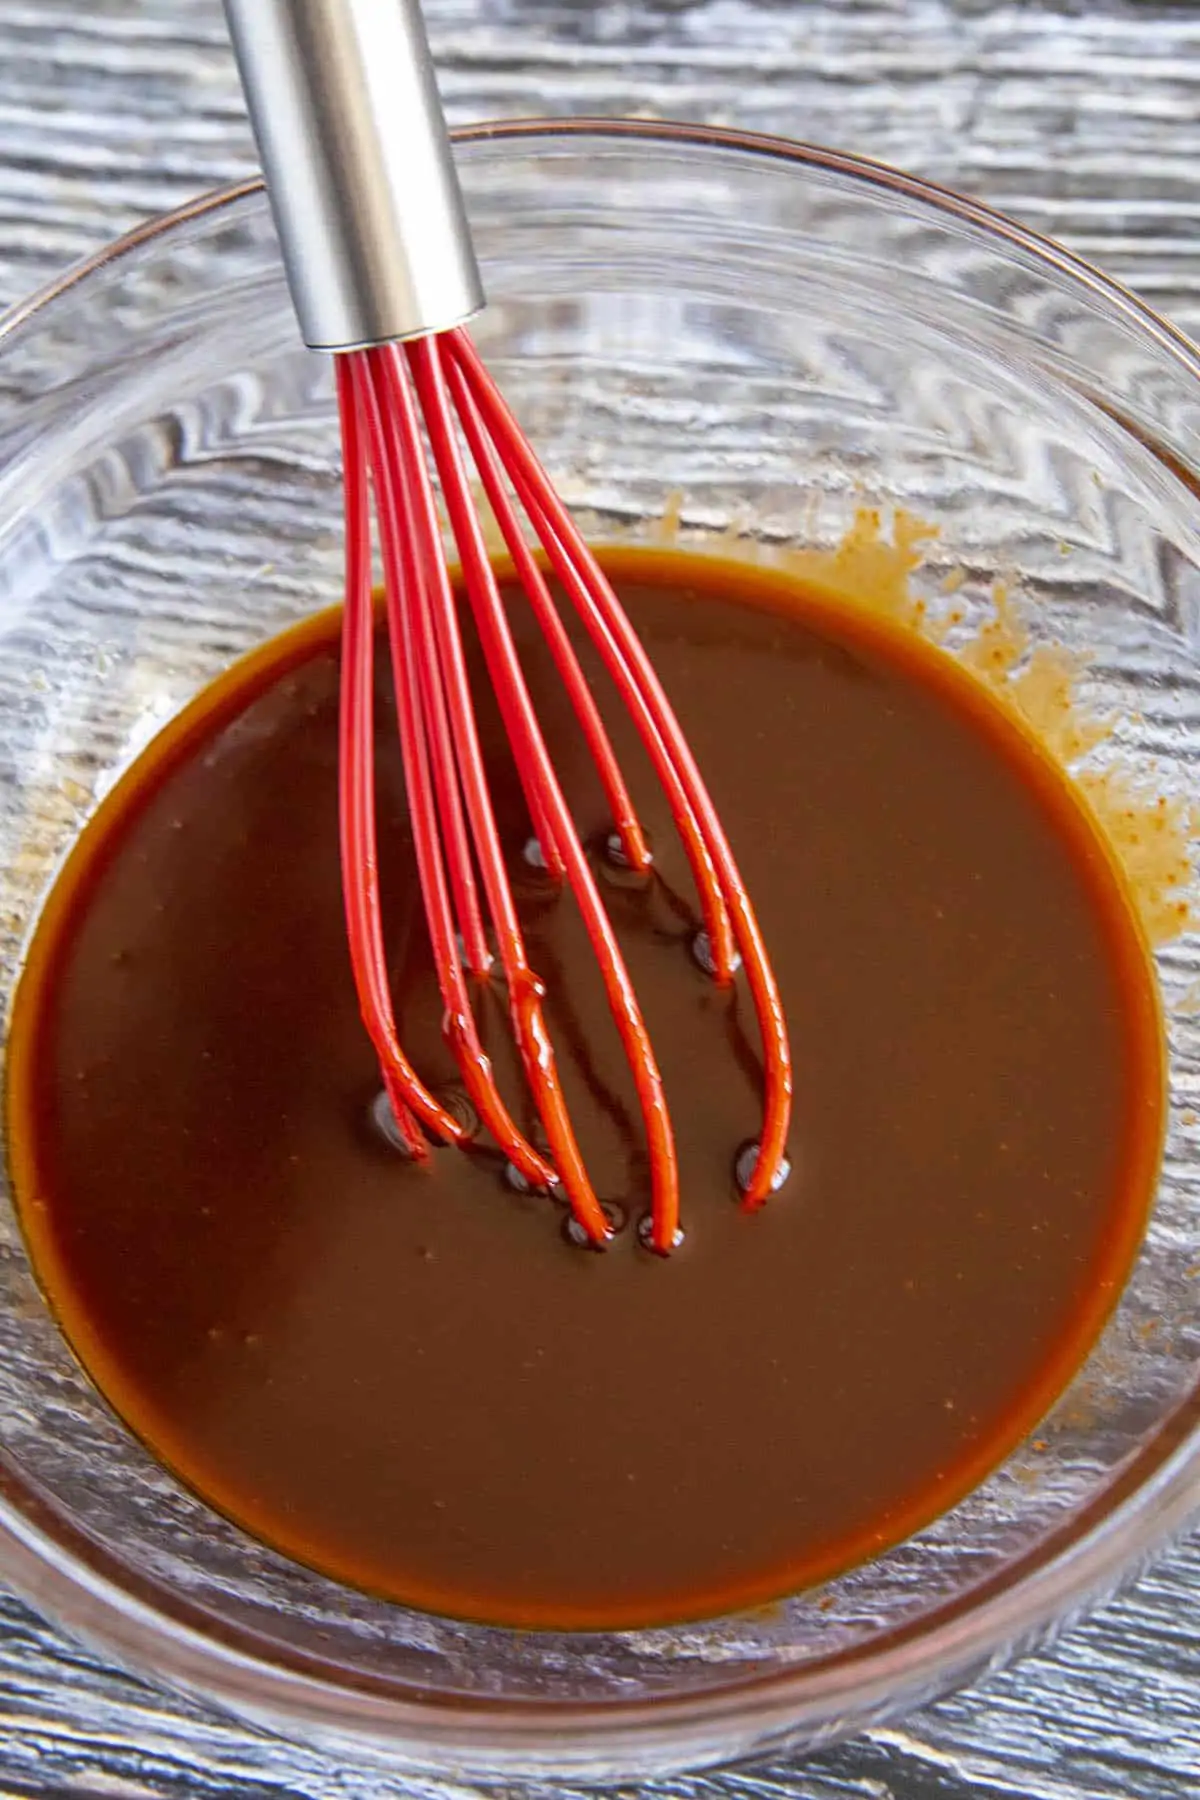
[368,344,617,1234]
[444,334,737,980]
[402,338,637,1244]
[335,359,463,1159]
[337,328,791,1244]
[352,352,557,1194]
[445,359,651,881]
[381,361,491,981]
[443,331,793,1207]
[410,334,680,1251]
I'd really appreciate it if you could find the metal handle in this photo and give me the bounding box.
[222,0,484,351]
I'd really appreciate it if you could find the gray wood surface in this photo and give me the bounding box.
[0,1,1198,1794]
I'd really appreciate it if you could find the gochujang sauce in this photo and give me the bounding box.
[6,547,1164,1629]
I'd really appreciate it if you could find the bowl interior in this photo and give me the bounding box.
[0,125,1199,1779]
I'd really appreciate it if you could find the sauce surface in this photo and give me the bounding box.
[6,548,1163,1629]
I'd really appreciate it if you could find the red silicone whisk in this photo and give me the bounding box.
[224,0,791,1251]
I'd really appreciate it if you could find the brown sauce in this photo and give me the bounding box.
[6,547,1164,1630]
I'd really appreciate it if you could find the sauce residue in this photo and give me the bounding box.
[649,502,1197,949]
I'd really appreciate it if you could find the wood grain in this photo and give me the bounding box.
[0,2,1198,1796]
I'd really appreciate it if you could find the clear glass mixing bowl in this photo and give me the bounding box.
[1,119,1199,1785]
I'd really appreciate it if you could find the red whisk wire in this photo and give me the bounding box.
[352,353,557,1196]
[445,364,651,882]
[335,360,463,1158]
[443,329,793,1206]
[408,334,679,1252]
[443,333,736,977]
[335,321,792,1247]
[367,344,615,1241]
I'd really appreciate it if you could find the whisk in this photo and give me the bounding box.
[223,0,791,1252]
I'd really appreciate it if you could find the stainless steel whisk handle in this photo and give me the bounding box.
[222,0,485,352]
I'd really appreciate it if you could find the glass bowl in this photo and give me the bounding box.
[1,118,1200,1786]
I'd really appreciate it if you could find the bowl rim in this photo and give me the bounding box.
[2,113,1199,1775]
[4,113,1200,387]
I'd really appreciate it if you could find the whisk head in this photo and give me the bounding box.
[336,329,791,1253]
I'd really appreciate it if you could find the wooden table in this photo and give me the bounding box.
[0,2,1197,1794]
